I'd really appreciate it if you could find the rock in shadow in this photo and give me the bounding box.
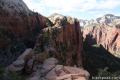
[83,33,120,77]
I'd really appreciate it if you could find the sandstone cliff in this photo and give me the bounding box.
[34,13,85,67]
[0,0,89,80]
[83,24,120,57]
[0,0,50,48]
[0,0,51,66]
[0,0,87,79]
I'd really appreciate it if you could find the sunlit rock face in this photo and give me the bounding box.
[0,0,30,16]
[83,24,120,57]
[34,13,85,67]
[80,14,120,27]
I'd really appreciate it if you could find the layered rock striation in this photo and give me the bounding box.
[34,13,85,66]
[0,0,88,79]
[0,0,51,66]
[0,0,50,48]
[83,24,120,57]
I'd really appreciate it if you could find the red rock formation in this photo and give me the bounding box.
[83,24,120,56]
[0,12,49,48]
[0,0,50,48]
[54,18,84,66]
[0,1,85,71]
[2,13,48,33]
[35,15,85,67]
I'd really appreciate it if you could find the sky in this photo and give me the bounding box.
[23,0,120,20]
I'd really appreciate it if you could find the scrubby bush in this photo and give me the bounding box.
[4,72,25,80]
[83,38,120,79]
[95,67,120,78]
[0,67,25,80]
[92,44,100,48]
[0,26,26,66]
[0,66,4,79]
[0,68,25,80]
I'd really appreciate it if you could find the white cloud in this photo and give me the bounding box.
[23,0,120,18]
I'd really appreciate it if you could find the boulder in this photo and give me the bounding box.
[26,58,89,80]
[7,48,32,72]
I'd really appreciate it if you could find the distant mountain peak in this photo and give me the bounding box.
[80,14,120,27]
[104,14,114,17]
[48,13,64,18]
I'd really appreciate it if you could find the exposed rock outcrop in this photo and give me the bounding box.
[0,0,50,48]
[6,11,87,79]
[83,25,120,57]
[7,51,89,80]
[0,0,51,66]
[7,48,32,72]
[34,13,85,67]
[0,13,49,48]
[1,0,88,79]
[0,0,30,16]
[26,58,89,80]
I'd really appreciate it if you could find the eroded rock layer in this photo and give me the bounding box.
[34,14,85,66]
[83,25,120,57]
[0,0,88,79]
[0,0,54,66]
